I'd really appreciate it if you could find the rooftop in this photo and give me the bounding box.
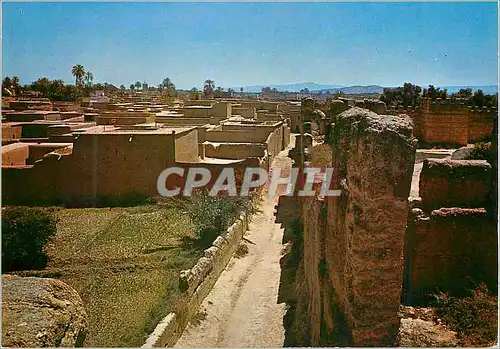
[78,125,195,135]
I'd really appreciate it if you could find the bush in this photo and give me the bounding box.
[432,283,498,346]
[2,206,58,272]
[468,141,495,164]
[184,191,252,244]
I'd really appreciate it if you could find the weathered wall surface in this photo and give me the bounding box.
[324,108,415,346]
[468,113,495,142]
[60,133,176,203]
[2,275,88,347]
[403,207,497,304]
[174,129,199,162]
[2,143,29,166]
[279,108,416,346]
[401,99,496,146]
[2,123,22,142]
[205,130,269,143]
[422,106,469,146]
[419,159,492,210]
[204,142,266,159]
[403,155,497,304]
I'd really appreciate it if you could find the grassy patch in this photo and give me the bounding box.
[41,204,202,347]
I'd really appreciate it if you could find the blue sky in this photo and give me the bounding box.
[2,2,498,89]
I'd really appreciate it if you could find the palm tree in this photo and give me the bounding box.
[33,77,51,97]
[240,87,244,93]
[84,71,93,89]
[203,79,215,97]
[11,76,21,96]
[130,84,135,91]
[71,64,85,87]
[135,81,141,90]
[162,78,176,96]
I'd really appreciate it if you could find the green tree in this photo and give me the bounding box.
[203,79,215,97]
[135,81,142,90]
[84,71,93,89]
[32,77,51,97]
[162,78,176,96]
[472,89,486,107]
[130,84,135,91]
[381,82,423,108]
[120,84,126,91]
[2,207,57,272]
[71,64,85,87]
[2,77,13,96]
[47,79,65,99]
[11,76,21,96]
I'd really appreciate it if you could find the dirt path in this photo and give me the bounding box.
[174,136,296,348]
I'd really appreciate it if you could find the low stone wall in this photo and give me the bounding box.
[205,129,270,143]
[204,142,266,159]
[419,159,492,210]
[142,210,251,347]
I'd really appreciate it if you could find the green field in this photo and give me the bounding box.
[42,204,202,347]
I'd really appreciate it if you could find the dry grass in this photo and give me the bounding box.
[310,144,332,167]
[41,204,202,347]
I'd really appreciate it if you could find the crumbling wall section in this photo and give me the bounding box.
[403,158,497,304]
[326,108,415,345]
[279,108,416,346]
[403,207,497,304]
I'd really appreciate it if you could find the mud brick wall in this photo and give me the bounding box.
[174,129,199,162]
[325,108,415,346]
[2,143,29,166]
[58,132,177,205]
[279,108,416,346]
[468,112,496,142]
[422,109,468,146]
[2,124,22,142]
[419,159,492,210]
[404,208,497,304]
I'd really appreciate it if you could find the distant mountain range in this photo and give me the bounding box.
[234,82,498,95]
[235,82,344,93]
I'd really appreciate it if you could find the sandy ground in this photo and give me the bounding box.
[174,136,296,348]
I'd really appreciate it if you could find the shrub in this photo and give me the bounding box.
[432,283,498,346]
[2,206,58,272]
[467,141,495,164]
[235,243,249,258]
[184,191,252,244]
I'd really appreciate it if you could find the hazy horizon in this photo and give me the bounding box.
[2,2,498,89]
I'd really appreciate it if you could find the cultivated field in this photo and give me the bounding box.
[41,204,202,347]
